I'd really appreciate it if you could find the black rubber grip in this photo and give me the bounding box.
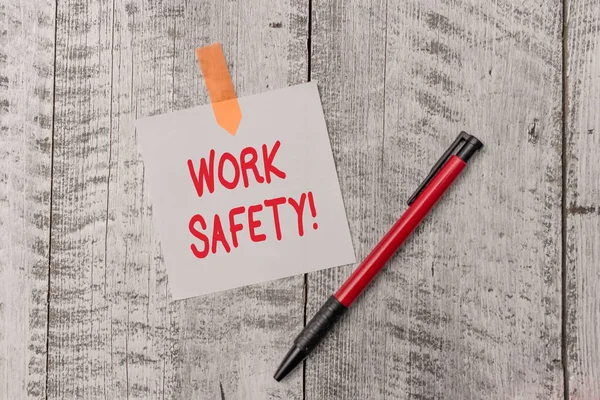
[294,296,347,351]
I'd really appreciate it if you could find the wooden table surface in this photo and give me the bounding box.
[1,0,599,398]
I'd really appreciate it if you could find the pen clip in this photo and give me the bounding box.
[407,131,480,205]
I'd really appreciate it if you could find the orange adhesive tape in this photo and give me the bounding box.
[196,43,242,136]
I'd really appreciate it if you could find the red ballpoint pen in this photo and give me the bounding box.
[274,132,483,381]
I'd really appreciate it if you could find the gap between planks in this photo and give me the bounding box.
[44,0,60,398]
[561,0,569,397]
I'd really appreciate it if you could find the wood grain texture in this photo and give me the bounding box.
[566,0,600,398]
[0,1,54,399]
[47,0,308,398]
[5,0,600,397]
[47,0,117,397]
[306,0,564,398]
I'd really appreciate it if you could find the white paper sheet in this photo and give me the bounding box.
[136,82,355,300]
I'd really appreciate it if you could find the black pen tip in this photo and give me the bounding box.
[274,346,306,382]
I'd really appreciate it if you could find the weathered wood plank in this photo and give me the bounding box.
[307,0,564,398]
[169,0,308,400]
[566,0,600,397]
[0,1,54,398]
[48,0,308,398]
[47,0,117,397]
[104,2,181,398]
[169,2,308,399]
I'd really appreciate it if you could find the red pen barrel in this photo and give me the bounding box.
[274,134,482,382]
[335,155,467,307]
